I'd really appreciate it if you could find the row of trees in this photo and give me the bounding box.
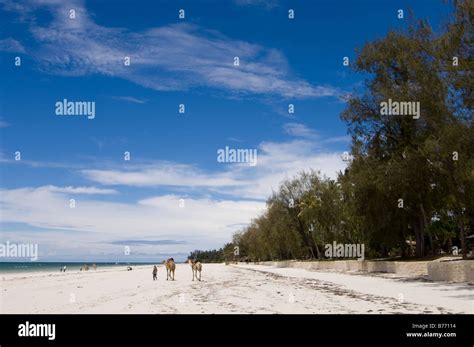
[187,243,235,263]
[194,1,473,262]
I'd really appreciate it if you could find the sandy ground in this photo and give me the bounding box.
[1,263,472,314]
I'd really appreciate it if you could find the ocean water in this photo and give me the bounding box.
[0,262,155,273]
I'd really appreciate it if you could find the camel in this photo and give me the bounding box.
[165,258,176,280]
[188,259,202,281]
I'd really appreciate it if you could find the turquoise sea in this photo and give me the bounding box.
[0,262,155,273]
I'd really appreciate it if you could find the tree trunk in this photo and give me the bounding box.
[459,214,467,260]
[296,219,316,259]
[419,199,435,256]
[401,240,407,258]
[414,220,425,258]
[314,243,322,260]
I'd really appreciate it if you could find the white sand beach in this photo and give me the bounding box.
[1,263,472,314]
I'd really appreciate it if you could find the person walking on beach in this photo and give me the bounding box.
[152,265,158,281]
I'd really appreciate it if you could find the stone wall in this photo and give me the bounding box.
[366,261,429,276]
[258,259,474,282]
[427,260,474,282]
[259,260,429,277]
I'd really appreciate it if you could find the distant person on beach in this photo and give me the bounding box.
[60,267,63,272]
[63,266,66,272]
[152,265,158,281]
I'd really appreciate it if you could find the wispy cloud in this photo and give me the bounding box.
[233,0,279,9]
[0,156,87,169]
[106,239,187,246]
[2,0,338,99]
[0,37,25,53]
[322,135,351,144]
[0,131,348,258]
[0,227,200,262]
[82,163,241,189]
[283,123,318,139]
[227,137,244,143]
[0,117,10,128]
[45,185,118,195]
[284,122,350,144]
[111,96,147,104]
[81,137,348,199]
[0,188,265,252]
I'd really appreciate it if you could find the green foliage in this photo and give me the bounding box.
[194,1,473,261]
[188,248,224,263]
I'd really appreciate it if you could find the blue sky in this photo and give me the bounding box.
[0,0,452,261]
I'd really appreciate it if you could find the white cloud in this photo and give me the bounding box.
[111,96,147,104]
[0,140,346,260]
[231,141,347,198]
[45,185,118,195]
[284,122,350,143]
[0,130,348,258]
[0,229,191,261]
[81,138,348,200]
[0,37,25,53]
[2,0,339,99]
[283,123,318,139]
[0,187,265,254]
[233,0,279,9]
[322,135,351,144]
[0,118,10,128]
[82,164,240,188]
